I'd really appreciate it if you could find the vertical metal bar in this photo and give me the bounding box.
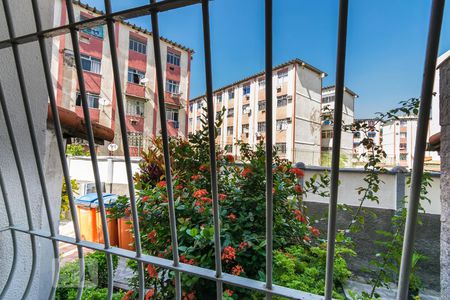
[30,1,85,299]
[200,1,223,299]
[0,170,18,298]
[0,82,37,300]
[1,1,60,298]
[103,1,145,299]
[324,0,348,298]
[396,0,445,298]
[149,1,181,298]
[64,1,114,299]
[264,0,273,297]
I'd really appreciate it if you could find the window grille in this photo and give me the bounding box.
[0,0,445,300]
[166,79,180,94]
[81,54,101,74]
[128,68,146,84]
[167,51,181,66]
[129,38,147,54]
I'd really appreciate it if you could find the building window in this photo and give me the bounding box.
[277,70,288,84]
[258,78,266,90]
[322,95,335,104]
[354,132,361,138]
[227,126,233,135]
[227,108,234,117]
[258,100,266,111]
[276,119,289,131]
[166,80,180,94]
[128,132,143,147]
[277,95,288,107]
[189,104,193,112]
[126,99,144,116]
[228,89,235,99]
[276,143,287,154]
[80,15,104,38]
[217,127,221,136]
[196,116,200,123]
[242,124,249,133]
[216,93,222,102]
[367,131,376,138]
[242,104,250,114]
[128,68,145,84]
[400,120,408,126]
[323,119,332,125]
[198,101,203,109]
[76,92,99,109]
[400,132,407,138]
[243,84,250,95]
[81,54,101,74]
[189,118,192,125]
[167,51,180,66]
[322,130,333,139]
[400,143,407,150]
[166,108,179,128]
[400,153,408,160]
[129,38,147,54]
[258,122,266,133]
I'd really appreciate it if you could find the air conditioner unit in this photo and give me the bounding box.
[130,119,138,125]
[245,95,250,100]
[287,95,293,102]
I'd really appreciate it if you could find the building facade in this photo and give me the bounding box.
[51,0,193,156]
[352,118,383,167]
[188,59,325,166]
[321,86,357,167]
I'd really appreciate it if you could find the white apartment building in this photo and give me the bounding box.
[321,86,358,166]
[188,59,326,165]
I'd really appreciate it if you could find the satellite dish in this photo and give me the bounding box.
[107,143,118,152]
[140,77,149,84]
[99,98,111,106]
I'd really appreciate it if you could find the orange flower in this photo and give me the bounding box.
[227,213,237,221]
[142,196,150,203]
[309,226,320,237]
[231,264,244,276]
[157,181,167,188]
[239,241,248,250]
[303,235,312,243]
[198,206,205,213]
[294,184,303,194]
[200,197,212,204]
[241,167,252,177]
[145,289,155,300]
[122,290,134,300]
[182,291,196,300]
[193,189,208,198]
[221,246,236,262]
[180,255,196,265]
[218,194,227,201]
[225,289,234,297]
[294,209,307,223]
[289,168,305,178]
[191,174,201,181]
[124,207,131,216]
[175,184,184,190]
[226,154,235,163]
[199,164,208,172]
[147,264,158,278]
[147,230,157,243]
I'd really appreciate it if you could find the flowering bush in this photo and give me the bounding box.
[110,112,350,299]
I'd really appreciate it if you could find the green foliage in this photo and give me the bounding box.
[273,245,355,299]
[56,251,120,300]
[320,152,349,168]
[60,178,79,219]
[66,288,125,300]
[66,143,90,156]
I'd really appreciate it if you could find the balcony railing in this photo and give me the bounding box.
[0,0,446,299]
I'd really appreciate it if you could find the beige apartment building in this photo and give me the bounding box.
[52,0,193,156]
[188,59,325,165]
[321,86,358,166]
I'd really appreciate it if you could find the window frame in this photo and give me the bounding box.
[81,54,101,74]
[129,38,147,54]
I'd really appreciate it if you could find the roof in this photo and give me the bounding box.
[74,0,194,53]
[437,49,450,69]
[190,58,327,102]
[323,85,359,98]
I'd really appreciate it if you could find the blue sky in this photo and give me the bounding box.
[87,0,450,118]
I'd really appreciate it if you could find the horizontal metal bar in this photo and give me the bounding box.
[8,225,324,300]
[0,0,202,50]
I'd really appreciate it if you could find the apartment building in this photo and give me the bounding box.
[320,86,358,166]
[52,0,193,156]
[188,59,325,165]
[352,118,383,166]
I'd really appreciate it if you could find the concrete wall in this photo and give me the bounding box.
[0,0,61,298]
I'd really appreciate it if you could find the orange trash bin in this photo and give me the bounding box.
[118,216,135,250]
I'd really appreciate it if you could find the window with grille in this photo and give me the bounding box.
[128,68,146,84]
[400,153,408,160]
[76,92,99,109]
[277,69,288,84]
[189,104,193,112]
[80,15,104,39]
[323,95,335,103]
[242,104,250,114]
[276,142,287,154]
[322,130,333,139]
[228,89,234,99]
[216,93,222,102]
[129,38,147,54]
[367,131,376,138]
[243,84,250,95]
[276,119,289,131]
[258,122,266,133]
[167,51,181,66]
[166,79,180,94]
[81,54,101,74]
[127,99,145,116]
[259,78,265,89]
[242,124,249,133]
[400,143,407,149]
[128,132,143,147]
[166,108,179,128]
[227,126,233,135]
[258,100,266,111]
[400,132,407,138]
[277,95,288,107]
[227,108,234,117]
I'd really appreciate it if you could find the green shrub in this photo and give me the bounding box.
[66,288,125,300]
